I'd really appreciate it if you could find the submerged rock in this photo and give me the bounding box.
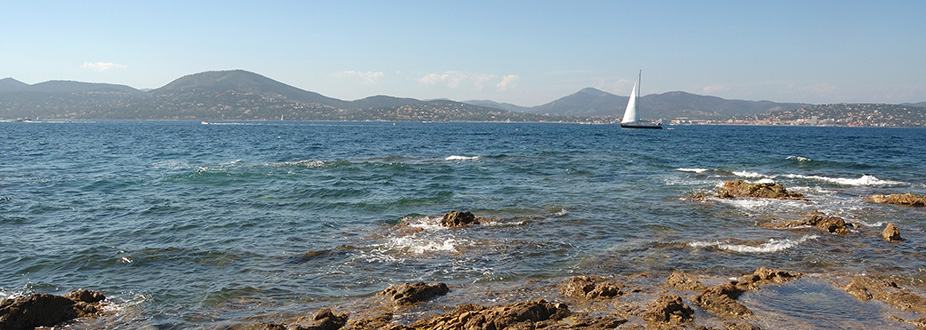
[642,294,694,325]
[865,193,926,207]
[263,308,349,330]
[882,222,903,242]
[761,210,856,235]
[408,299,571,330]
[440,211,479,228]
[694,267,802,319]
[558,276,623,300]
[735,267,803,291]
[694,282,750,318]
[0,290,106,330]
[377,282,449,306]
[717,180,805,200]
[663,271,707,292]
[842,276,926,314]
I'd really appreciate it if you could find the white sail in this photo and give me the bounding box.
[621,82,638,124]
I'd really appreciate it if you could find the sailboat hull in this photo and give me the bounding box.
[620,122,663,129]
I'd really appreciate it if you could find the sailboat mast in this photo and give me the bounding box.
[637,70,641,111]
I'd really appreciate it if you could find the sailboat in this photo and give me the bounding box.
[620,71,662,129]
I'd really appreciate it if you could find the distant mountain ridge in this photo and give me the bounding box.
[497,87,807,120]
[152,70,346,108]
[1,70,922,125]
[0,77,140,94]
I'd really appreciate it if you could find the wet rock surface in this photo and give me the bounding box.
[695,267,802,319]
[882,222,904,242]
[0,289,106,330]
[440,210,479,227]
[664,271,707,292]
[642,294,694,325]
[842,275,926,315]
[717,180,805,200]
[866,193,926,207]
[263,308,349,330]
[407,299,571,330]
[377,282,450,306]
[558,276,623,300]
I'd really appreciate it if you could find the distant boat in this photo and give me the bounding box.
[620,71,662,129]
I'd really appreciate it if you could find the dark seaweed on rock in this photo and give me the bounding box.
[0,289,106,330]
[377,282,449,306]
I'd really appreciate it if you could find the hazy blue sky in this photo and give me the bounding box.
[2,1,924,106]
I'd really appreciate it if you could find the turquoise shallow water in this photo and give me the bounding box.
[1,121,924,328]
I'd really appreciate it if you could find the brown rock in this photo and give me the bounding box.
[64,289,106,304]
[694,282,751,318]
[694,268,802,319]
[735,267,803,291]
[842,276,926,314]
[761,211,855,235]
[642,294,694,325]
[664,271,707,291]
[440,211,479,228]
[882,222,903,242]
[345,312,396,330]
[717,180,804,200]
[558,276,622,300]
[409,299,570,330]
[0,290,106,330]
[263,308,349,330]
[866,193,926,207]
[378,282,449,305]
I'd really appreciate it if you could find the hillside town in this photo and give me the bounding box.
[671,103,926,127]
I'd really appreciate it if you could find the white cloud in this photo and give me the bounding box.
[80,62,127,71]
[418,71,518,91]
[332,71,385,85]
[496,75,520,91]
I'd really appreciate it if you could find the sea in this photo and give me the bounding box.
[1,121,924,329]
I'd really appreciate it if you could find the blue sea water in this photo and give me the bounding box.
[1,121,924,328]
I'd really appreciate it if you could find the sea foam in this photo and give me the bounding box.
[689,235,819,253]
[677,168,710,174]
[445,155,480,161]
[783,174,902,186]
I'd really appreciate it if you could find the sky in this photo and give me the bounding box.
[1,1,924,106]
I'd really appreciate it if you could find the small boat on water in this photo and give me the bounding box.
[620,71,662,129]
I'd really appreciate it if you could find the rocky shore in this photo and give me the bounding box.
[4,189,923,329]
[250,268,926,330]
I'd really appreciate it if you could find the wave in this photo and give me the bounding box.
[689,235,819,253]
[677,168,710,174]
[732,170,768,179]
[275,159,328,168]
[783,174,903,187]
[786,155,813,162]
[445,155,481,161]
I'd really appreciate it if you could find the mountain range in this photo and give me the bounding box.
[0,70,919,124]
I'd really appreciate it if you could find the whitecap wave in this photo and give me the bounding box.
[381,236,465,255]
[400,215,446,231]
[445,155,480,161]
[783,174,903,186]
[689,235,818,253]
[678,168,710,174]
[732,170,768,179]
[274,159,331,168]
[787,155,812,162]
